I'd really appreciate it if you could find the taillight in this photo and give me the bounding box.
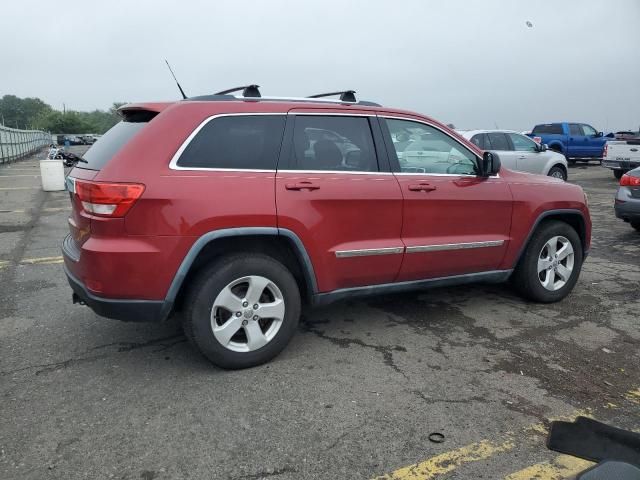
[74,180,145,217]
[620,174,640,187]
[603,143,608,158]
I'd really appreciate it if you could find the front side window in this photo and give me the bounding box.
[486,132,511,151]
[289,116,378,172]
[176,115,286,169]
[385,119,478,175]
[508,133,538,152]
[581,124,597,136]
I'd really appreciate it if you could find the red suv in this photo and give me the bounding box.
[62,87,591,369]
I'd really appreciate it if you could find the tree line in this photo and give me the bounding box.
[0,94,125,134]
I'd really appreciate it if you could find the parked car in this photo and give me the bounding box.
[614,167,640,232]
[602,139,640,179]
[62,87,591,369]
[527,123,613,164]
[459,130,568,180]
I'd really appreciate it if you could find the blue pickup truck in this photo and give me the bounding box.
[527,123,613,164]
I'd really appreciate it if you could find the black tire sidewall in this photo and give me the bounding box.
[548,166,567,181]
[185,255,301,369]
[517,221,583,303]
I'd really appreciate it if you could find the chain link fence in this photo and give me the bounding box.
[0,125,51,164]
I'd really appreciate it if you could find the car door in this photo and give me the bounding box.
[568,123,588,157]
[484,132,518,170]
[507,132,544,173]
[276,110,404,293]
[381,116,512,281]
[581,124,603,157]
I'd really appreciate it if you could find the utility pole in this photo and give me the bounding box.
[63,103,66,115]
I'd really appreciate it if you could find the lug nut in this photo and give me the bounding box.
[242,320,248,326]
[235,312,242,317]
[253,304,259,309]
[253,315,259,321]
[242,301,249,307]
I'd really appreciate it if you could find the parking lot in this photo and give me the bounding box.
[0,149,638,479]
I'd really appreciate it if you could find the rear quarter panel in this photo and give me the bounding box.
[499,169,591,269]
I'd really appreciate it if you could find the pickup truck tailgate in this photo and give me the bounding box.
[603,141,640,170]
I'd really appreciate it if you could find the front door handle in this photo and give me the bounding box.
[408,183,437,192]
[285,181,320,191]
[518,155,526,159]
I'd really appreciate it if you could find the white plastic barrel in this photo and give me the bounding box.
[39,159,66,191]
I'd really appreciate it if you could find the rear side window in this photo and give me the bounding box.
[569,124,583,135]
[177,115,286,169]
[79,121,147,170]
[532,124,564,135]
[289,116,378,172]
[486,132,511,151]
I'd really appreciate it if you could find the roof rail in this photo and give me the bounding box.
[308,90,357,103]
[214,85,261,98]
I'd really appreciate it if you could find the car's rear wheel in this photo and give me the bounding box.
[631,221,640,232]
[614,170,625,180]
[183,254,301,369]
[512,220,583,303]
[548,165,567,181]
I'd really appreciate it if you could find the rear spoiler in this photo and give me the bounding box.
[117,102,173,122]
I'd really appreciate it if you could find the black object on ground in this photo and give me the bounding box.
[547,416,640,467]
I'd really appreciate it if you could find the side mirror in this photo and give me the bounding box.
[481,151,501,177]
[537,143,548,152]
[596,131,604,137]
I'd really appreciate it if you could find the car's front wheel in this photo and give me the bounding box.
[512,220,583,303]
[183,254,301,369]
[548,165,567,181]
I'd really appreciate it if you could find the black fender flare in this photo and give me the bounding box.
[159,227,317,320]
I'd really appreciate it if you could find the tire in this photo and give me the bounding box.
[548,165,567,181]
[614,170,625,180]
[183,254,301,369]
[631,221,640,232]
[511,220,583,303]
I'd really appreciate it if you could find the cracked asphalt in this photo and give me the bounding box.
[1,153,638,479]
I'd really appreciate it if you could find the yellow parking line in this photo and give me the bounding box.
[0,207,69,214]
[625,388,640,404]
[0,260,10,270]
[20,256,64,265]
[0,174,41,177]
[527,409,592,436]
[371,439,515,479]
[504,455,593,480]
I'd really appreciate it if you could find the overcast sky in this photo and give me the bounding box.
[2,0,639,131]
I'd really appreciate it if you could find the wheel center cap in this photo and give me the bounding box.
[243,309,254,319]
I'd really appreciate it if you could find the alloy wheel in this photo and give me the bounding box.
[210,275,285,352]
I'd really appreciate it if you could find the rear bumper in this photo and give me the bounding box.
[603,159,640,170]
[64,264,165,322]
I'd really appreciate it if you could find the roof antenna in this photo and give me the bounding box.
[164,59,187,99]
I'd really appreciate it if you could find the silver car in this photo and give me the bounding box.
[459,130,568,180]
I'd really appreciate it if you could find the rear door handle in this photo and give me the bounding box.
[408,183,437,192]
[518,155,526,159]
[285,181,320,191]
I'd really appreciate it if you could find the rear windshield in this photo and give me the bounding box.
[532,124,563,135]
[77,121,147,170]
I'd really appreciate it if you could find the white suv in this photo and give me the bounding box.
[458,130,568,180]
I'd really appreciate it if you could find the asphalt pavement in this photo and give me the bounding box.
[1,151,638,480]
